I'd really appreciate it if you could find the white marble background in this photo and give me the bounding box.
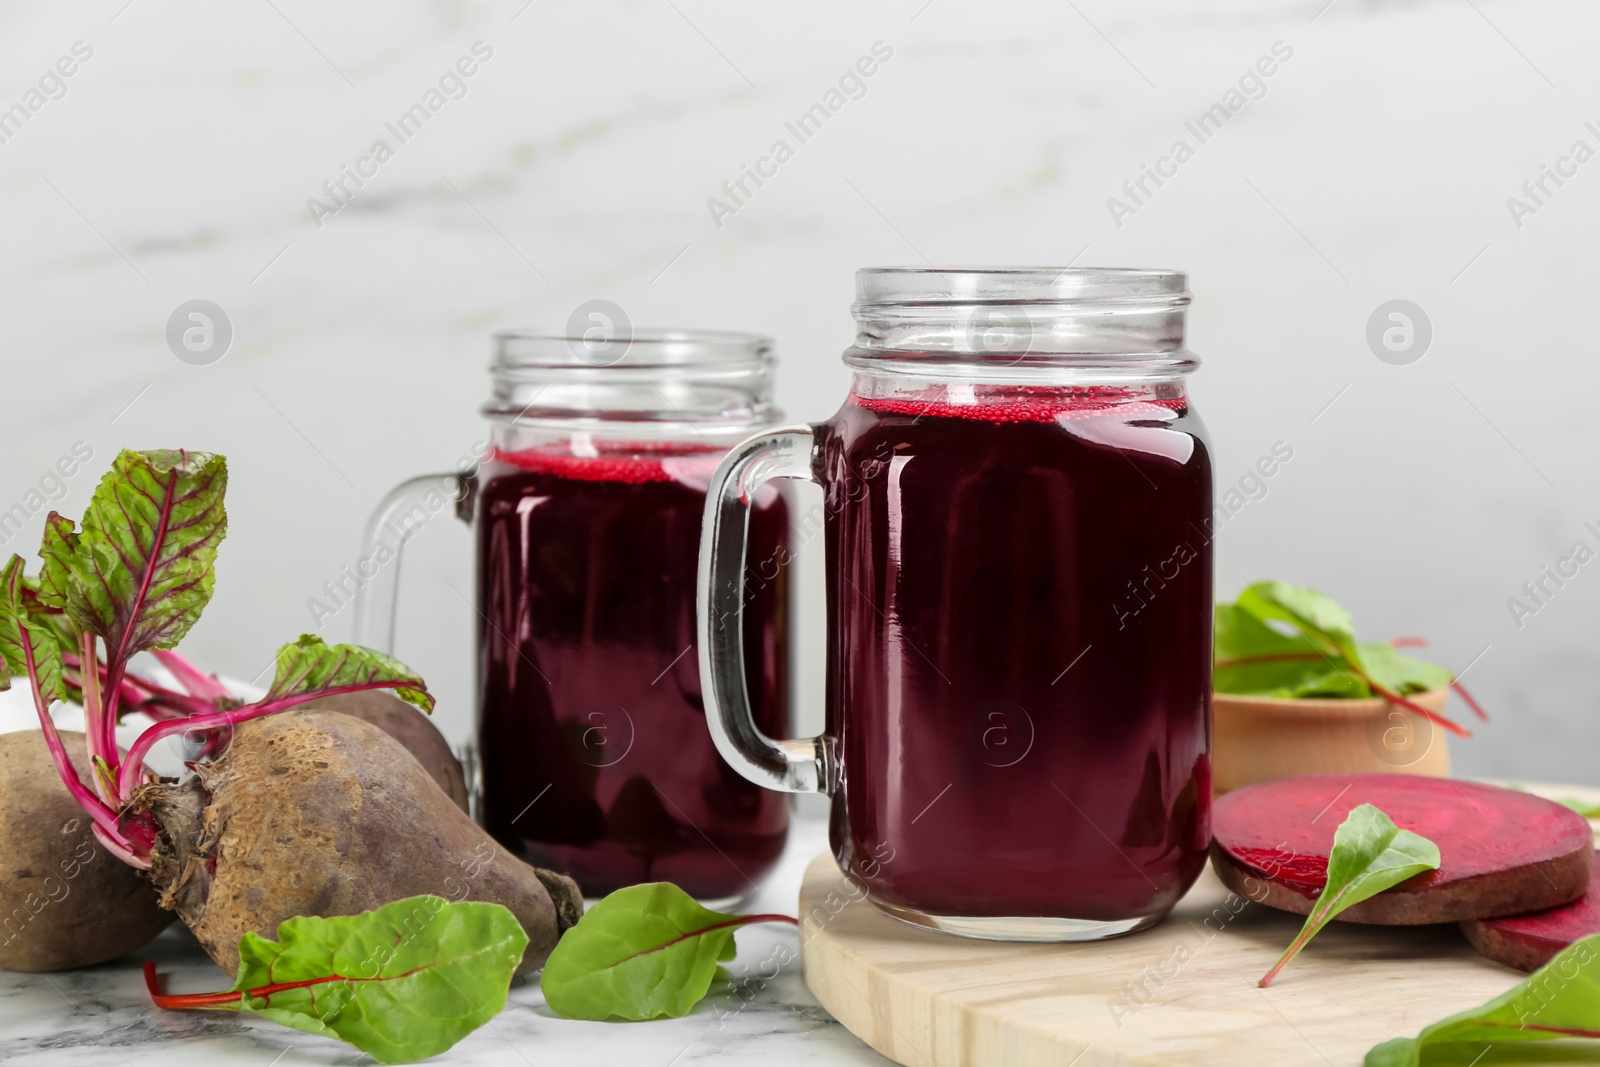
[1,0,1597,789]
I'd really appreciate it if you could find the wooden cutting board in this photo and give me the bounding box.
[799,781,1600,1067]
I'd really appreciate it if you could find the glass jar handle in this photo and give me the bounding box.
[698,424,829,795]
[352,471,473,654]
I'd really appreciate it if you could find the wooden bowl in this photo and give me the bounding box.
[1211,686,1451,795]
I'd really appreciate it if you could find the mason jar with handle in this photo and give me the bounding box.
[699,267,1213,940]
[357,327,792,905]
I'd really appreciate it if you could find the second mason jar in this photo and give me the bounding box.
[700,268,1213,940]
[363,328,791,904]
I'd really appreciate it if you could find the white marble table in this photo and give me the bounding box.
[0,815,890,1067]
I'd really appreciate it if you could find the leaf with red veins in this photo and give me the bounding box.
[36,450,227,665]
[259,634,434,714]
[145,897,527,1066]
[0,555,62,704]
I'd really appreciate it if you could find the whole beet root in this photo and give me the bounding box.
[300,689,470,813]
[0,730,170,971]
[134,709,580,977]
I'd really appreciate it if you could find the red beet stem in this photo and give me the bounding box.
[1259,924,1318,987]
[612,914,801,967]
[1213,652,1328,669]
[144,959,446,1010]
[1362,677,1471,738]
[77,633,111,801]
[145,961,239,1008]
[150,649,234,701]
[16,620,127,846]
[116,681,431,800]
[60,654,209,719]
[1214,650,1472,737]
[1451,679,1491,722]
[1481,1021,1600,1040]
[92,822,149,869]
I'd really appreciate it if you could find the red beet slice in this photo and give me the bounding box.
[1211,774,1592,924]
[1463,854,1600,971]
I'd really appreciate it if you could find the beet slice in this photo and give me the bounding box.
[1211,774,1592,924]
[1462,854,1600,971]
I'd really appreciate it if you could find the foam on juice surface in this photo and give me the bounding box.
[852,385,1186,424]
[492,442,723,485]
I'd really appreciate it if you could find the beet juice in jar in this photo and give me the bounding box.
[361,329,792,905]
[819,382,1211,925]
[474,437,790,900]
[700,269,1212,939]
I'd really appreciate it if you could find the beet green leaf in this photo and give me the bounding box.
[1213,601,1365,699]
[34,449,226,660]
[1259,803,1440,986]
[261,634,435,714]
[0,555,61,702]
[541,882,802,1021]
[1216,581,1454,701]
[147,896,526,1065]
[1366,934,1600,1066]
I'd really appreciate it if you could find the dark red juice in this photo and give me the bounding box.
[475,443,790,899]
[820,387,1212,921]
